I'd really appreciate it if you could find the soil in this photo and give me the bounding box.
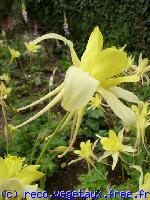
[46,153,87,200]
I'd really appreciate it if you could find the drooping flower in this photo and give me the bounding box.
[98,130,136,170]
[131,165,150,200]
[0,155,44,200]
[9,48,21,61]
[132,101,150,150]
[15,27,139,157]
[25,41,41,54]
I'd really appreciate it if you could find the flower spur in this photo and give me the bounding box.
[15,27,139,158]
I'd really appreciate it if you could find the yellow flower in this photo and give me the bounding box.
[68,140,105,177]
[131,165,150,200]
[0,155,44,199]
[9,48,21,61]
[0,82,11,99]
[74,140,95,160]
[25,41,40,53]
[89,93,102,110]
[0,73,10,83]
[130,53,150,84]
[99,130,136,170]
[15,27,139,158]
[132,101,150,150]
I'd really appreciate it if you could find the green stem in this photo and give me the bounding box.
[2,104,7,124]
[28,55,33,104]
[35,112,69,164]
[121,158,125,182]
[30,131,43,164]
[18,58,24,72]
[1,104,8,154]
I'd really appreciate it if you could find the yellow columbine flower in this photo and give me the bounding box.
[0,82,11,99]
[25,41,41,54]
[9,48,21,61]
[0,155,44,199]
[132,101,150,150]
[0,73,10,83]
[131,165,150,200]
[68,140,105,177]
[131,53,150,84]
[15,27,139,157]
[89,93,102,110]
[99,130,136,170]
[74,140,96,161]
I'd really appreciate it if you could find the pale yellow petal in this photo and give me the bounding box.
[61,66,99,111]
[123,145,136,153]
[109,86,139,103]
[112,152,119,170]
[144,173,150,185]
[0,178,24,195]
[33,33,80,67]
[98,151,112,161]
[23,184,38,200]
[130,165,143,187]
[81,26,103,69]
[98,87,136,129]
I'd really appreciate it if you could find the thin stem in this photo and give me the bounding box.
[2,104,7,124]
[30,131,43,164]
[2,104,8,154]
[35,112,69,164]
[121,158,125,182]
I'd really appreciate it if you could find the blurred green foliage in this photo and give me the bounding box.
[25,0,149,56]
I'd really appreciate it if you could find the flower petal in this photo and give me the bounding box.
[17,165,44,185]
[98,87,136,129]
[0,178,24,195]
[81,26,103,69]
[0,157,8,180]
[83,48,128,81]
[130,165,143,187]
[109,86,139,103]
[123,145,136,153]
[101,75,139,88]
[112,152,119,170]
[33,33,80,67]
[61,66,99,111]
[23,184,38,200]
[99,150,112,161]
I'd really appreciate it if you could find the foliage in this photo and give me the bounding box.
[24,0,149,57]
